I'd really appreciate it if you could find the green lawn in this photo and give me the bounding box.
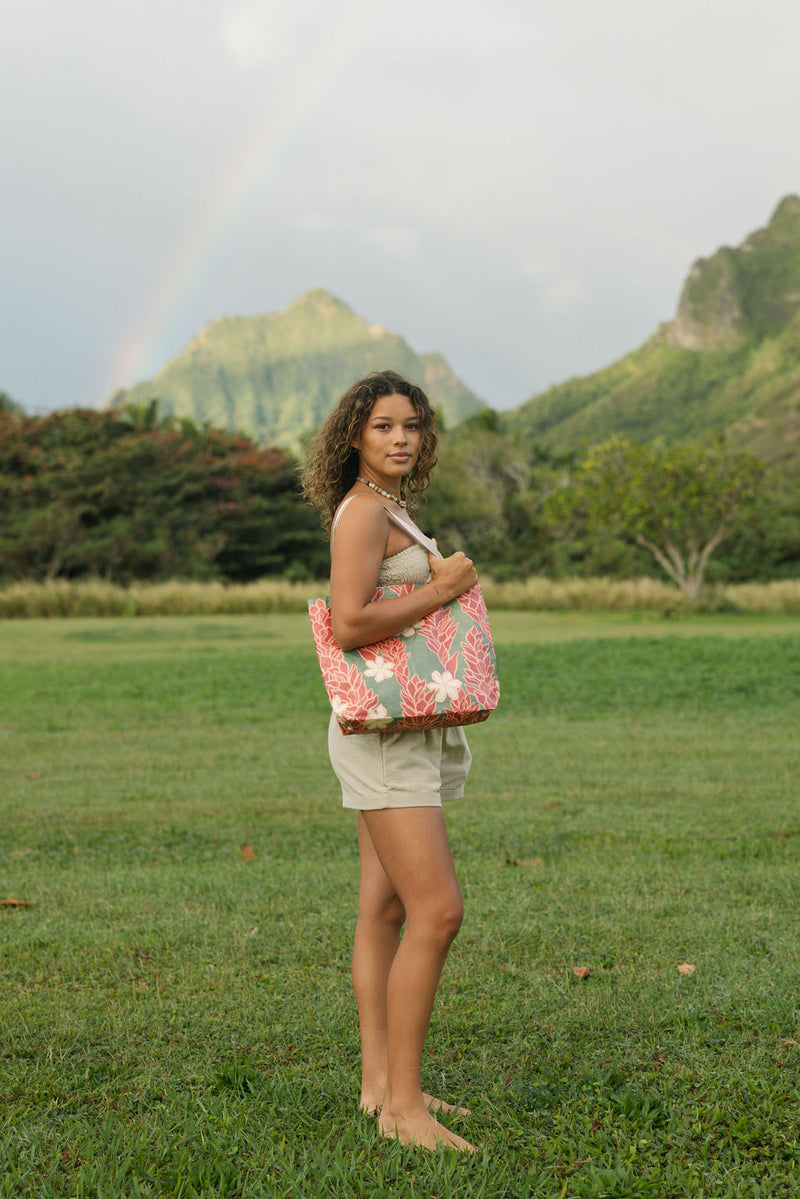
[1,613,799,1197]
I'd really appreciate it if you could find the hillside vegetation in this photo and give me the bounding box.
[4,197,800,590]
[109,289,484,446]
[506,196,800,470]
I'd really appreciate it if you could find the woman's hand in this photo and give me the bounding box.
[330,499,479,648]
[428,551,478,603]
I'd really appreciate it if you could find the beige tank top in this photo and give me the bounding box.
[331,495,440,586]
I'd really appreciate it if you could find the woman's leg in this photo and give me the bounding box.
[353,813,472,1119]
[360,806,474,1152]
[352,812,405,1113]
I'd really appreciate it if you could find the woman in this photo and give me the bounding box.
[303,371,478,1153]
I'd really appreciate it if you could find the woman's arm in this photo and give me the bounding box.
[330,500,477,651]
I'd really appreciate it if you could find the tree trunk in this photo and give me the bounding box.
[636,522,732,598]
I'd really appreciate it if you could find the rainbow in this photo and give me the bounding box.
[100,0,399,403]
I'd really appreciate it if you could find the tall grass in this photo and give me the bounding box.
[720,577,800,613]
[0,577,325,619]
[481,575,685,612]
[2,574,800,618]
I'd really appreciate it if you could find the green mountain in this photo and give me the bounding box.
[108,290,484,446]
[506,195,800,469]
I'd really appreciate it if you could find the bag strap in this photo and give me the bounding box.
[331,494,442,559]
[383,504,442,559]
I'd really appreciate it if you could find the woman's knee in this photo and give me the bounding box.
[441,894,464,942]
[409,890,464,946]
[360,892,405,931]
[385,894,406,930]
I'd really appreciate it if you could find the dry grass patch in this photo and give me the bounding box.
[0,577,325,619]
[1,575,800,618]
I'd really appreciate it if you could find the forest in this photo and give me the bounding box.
[1,398,799,596]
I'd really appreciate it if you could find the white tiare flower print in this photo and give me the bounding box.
[401,619,425,637]
[332,694,348,717]
[426,670,462,703]
[364,655,395,683]
[365,704,392,729]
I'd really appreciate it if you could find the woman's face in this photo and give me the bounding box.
[353,393,422,488]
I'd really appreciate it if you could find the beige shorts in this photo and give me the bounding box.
[328,713,472,810]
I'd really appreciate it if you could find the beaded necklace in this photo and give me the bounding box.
[356,476,407,508]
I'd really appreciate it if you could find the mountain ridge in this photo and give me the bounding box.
[107,197,800,468]
[108,290,484,446]
[505,195,800,468]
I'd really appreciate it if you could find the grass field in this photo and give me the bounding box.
[1,611,800,1197]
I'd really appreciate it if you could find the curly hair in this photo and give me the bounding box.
[302,370,439,529]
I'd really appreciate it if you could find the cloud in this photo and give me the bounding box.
[360,225,422,265]
[218,0,340,71]
[293,210,340,234]
[522,258,589,315]
[5,0,800,414]
[219,3,286,70]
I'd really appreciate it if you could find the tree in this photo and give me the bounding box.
[0,391,23,414]
[0,407,327,583]
[552,437,766,597]
[422,411,567,575]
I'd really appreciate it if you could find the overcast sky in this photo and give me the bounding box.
[3,0,799,415]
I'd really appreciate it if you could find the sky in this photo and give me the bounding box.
[2,0,800,415]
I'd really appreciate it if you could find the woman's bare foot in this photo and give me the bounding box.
[379,1106,475,1153]
[422,1092,471,1118]
[360,1090,470,1118]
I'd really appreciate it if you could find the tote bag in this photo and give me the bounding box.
[308,500,499,735]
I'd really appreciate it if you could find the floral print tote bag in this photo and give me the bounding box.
[308,578,500,736]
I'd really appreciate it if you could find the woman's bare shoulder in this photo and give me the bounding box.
[332,492,390,543]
